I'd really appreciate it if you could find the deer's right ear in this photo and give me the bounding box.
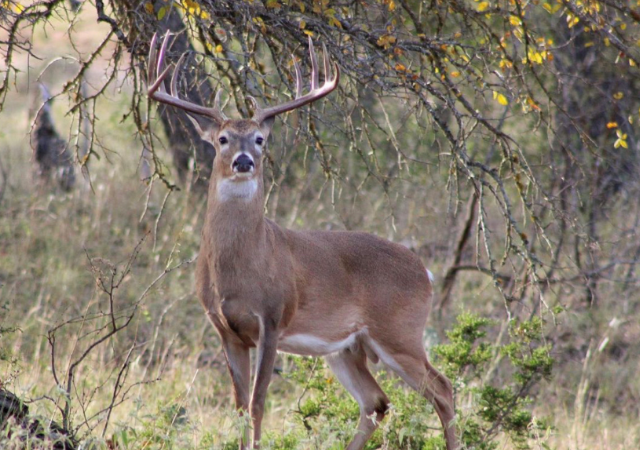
[184,113,221,144]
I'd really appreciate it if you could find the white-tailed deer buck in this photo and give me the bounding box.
[147,32,458,450]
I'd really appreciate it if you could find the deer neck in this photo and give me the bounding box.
[204,173,267,259]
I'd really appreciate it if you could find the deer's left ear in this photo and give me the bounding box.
[248,95,275,140]
[258,116,276,140]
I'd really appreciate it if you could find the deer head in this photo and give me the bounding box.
[147,32,339,198]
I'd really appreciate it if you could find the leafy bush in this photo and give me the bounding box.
[258,313,555,450]
[436,314,554,450]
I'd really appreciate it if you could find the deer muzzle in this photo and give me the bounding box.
[232,153,255,174]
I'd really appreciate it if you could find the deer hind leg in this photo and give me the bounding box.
[326,346,389,450]
[372,342,458,450]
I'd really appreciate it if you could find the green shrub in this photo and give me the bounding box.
[434,314,554,449]
[262,313,555,450]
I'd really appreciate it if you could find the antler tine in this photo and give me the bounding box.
[251,38,340,124]
[309,36,319,91]
[147,32,227,124]
[147,32,175,97]
[157,31,171,83]
[170,53,186,97]
[293,57,303,98]
[148,33,171,95]
[322,43,331,84]
[214,90,227,115]
[148,32,158,87]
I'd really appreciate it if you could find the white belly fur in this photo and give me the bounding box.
[278,330,364,356]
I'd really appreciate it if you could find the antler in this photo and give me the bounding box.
[147,32,227,124]
[250,36,340,123]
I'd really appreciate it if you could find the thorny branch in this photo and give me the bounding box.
[46,233,195,436]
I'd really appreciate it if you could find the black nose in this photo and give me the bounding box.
[232,154,255,173]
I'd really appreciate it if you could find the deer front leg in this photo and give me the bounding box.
[221,337,251,450]
[249,318,279,448]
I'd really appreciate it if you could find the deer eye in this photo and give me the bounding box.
[218,136,228,145]
[256,137,264,146]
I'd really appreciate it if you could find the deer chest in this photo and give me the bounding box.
[215,297,261,345]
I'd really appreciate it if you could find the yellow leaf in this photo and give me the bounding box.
[614,137,628,149]
[157,6,166,20]
[324,7,336,17]
[613,92,624,100]
[529,50,543,65]
[527,97,541,111]
[299,20,306,29]
[376,34,396,48]
[478,1,489,12]
[606,122,618,129]
[451,71,461,77]
[303,30,314,37]
[253,17,267,33]
[499,59,513,69]
[395,63,406,72]
[144,2,154,14]
[543,3,561,13]
[215,44,223,54]
[12,1,24,12]
[494,91,509,105]
[509,16,521,26]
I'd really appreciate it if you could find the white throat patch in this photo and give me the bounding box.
[216,178,258,202]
